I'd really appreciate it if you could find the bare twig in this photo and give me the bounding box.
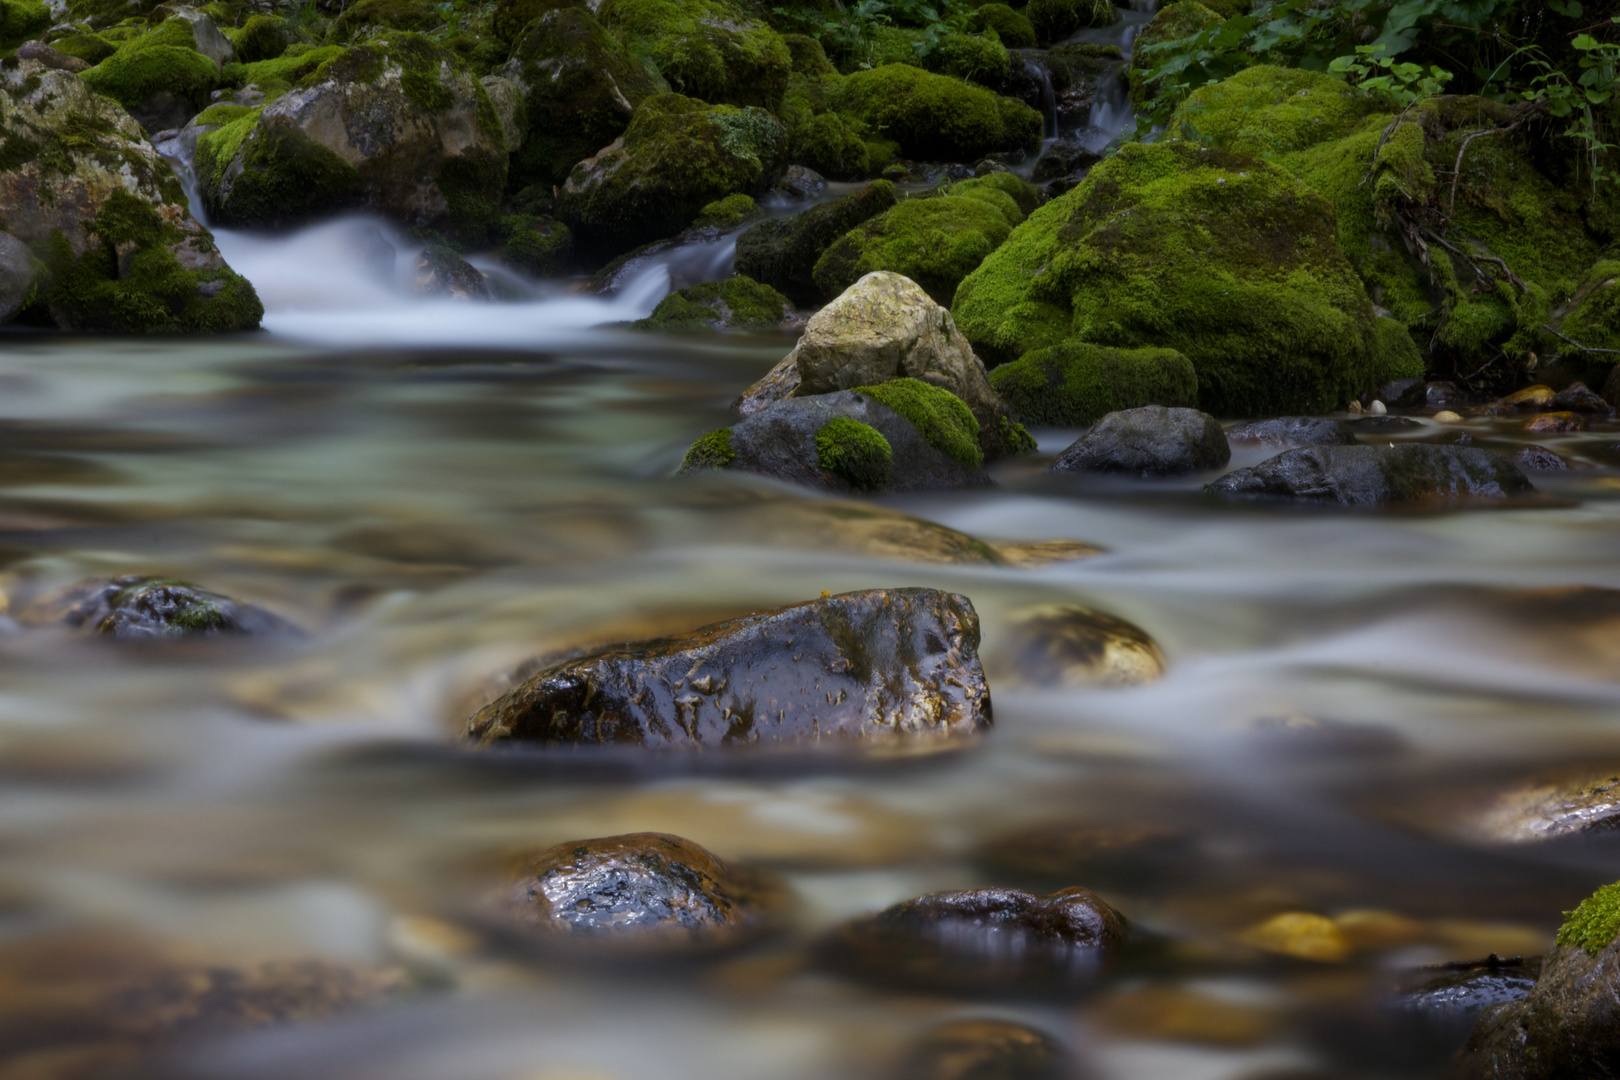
[1542,322,1620,355]
[1447,119,1527,219]
[1422,228,1528,293]
[1359,99,1423,188]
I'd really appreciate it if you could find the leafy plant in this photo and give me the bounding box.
[1328,44,1452,108]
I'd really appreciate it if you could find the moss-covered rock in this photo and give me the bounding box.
[856,377,982,468]
[989,342,1198,426]
[968,4,1035,49]
[812,181,1024,306]
[218,45,345,101]
[0,57,260,332]
[833,64,1041,164]
[920,31,1008,86]
[1559,260,1620,354]
[634,274,791,330]
[682,427,736,470]
[734,179,896,305]
[80,16,226,130]
[1128,1,1219,105]
[782,31,833,76]
[692,192,758,229]
[556,92,787,257]
[47,32,117,66]
[500,7,656,190]
[1026,0,1116,45]
[816,416,892,491]
[329,0,437,44]
[595,0,791,110]
[952,140,1383,417]
[500,216,573,275]
[1171,65,1376,158]
[490,0,578,45]
[232,13,294,63]
[0,0,49,48]
[1373,315,1425,387]
[196,34,506,235]
[20,575,296,638]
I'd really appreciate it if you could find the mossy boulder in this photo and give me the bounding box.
[0,0,49,48]
[232,13,295,64]
[833,64,1041,164]
[692,192,758,229]
[1171,65,1376,157]
[499,7,656,190]
[989,342,1198,426]
[1558,260,1620,354]
[920,31,1009,87]
[20,575,296,638]
[1128,1,1220,104]
[556,92,787,258]
[329,0,437,44]
[80,15,227,130]
[0,57,260,332]
[1026,0,1116,45]
[968,4,1034,49]
[952,140,1383,418]
[812,176,1029,306]
[782,31,834,76]
[196,34,507,235]
[217,44,346,101]
[595,0,791,110]
[46,32,117,65]
[490,0,578,45]
[500,216,573,275]
[734,179,896,305]
[634,274,791,330]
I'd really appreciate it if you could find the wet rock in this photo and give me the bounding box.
[1422,381,1472,410]
[1433,410,1464,423]
[1500,385,1557,411]
[0,231,34,325]
[465,587,990,751]
[1523,411,1586,433]
[484,832,784,956]
[1207,445,1534,506]
[477,74,526,154]
[1463,770,1620,844]
[1238,912,1350,962]
[1379,376,1425,407]
[774,164,825,200]
[19,576,298,639]
[1347,415,1423,432]
[1031,139,1102,185]
[894,1019,1070,1080]
[1388,955,1539,1048]
[1051,406,1230,476]
[1551,381,1613,415]
[686,385,990,493]
[196,35,506,232]
[14,38,88,71]
[1226,417,1357,449]
[635,275,793,331]
[1510,445,1570,472]
[990,604,1165,688]
[826,886,1127,995]
[413,244,492,300]
[0,57,260,332]
[1095,985,1277,1047]
[1457,884,1620,1079]
[733,180,897,307]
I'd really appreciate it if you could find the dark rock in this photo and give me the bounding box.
[0,231,34,325]
[733,180,897,307]
[685,389,991,494]
[1424,381,1472,409]
[485,832,784,956]
[1524,411,1586,433]
[774,164,825,200]
[991,604,1165,688]
[1378,377,1424,407]
[1030,138,1100,183]
[1348,415,1423,432]
[19,576,299,639]
[1436,430,1475,445]
[1208,445,1535,506]
[826,886,1127,996]
[894,1019,1070,1080]
[14,40,89,72]
[465,587,990,750]
[1389,955,1539,1049]
[413,244,492,300]
[1051,406,1230,476]
[1510,445,1570,472]
[1226,417,1357,449]
[1552,380,1613,414]
[129,90,196,135]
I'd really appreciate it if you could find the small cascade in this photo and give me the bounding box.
[1026,53,1059,139]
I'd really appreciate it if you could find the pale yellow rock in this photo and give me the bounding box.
[1370,399,1387,415]
[1333,909,1427,951]
[1433,410,1463,423]
[1238,912,1351,962]
[989,604,1166,689]
[1093,986,1276,1047]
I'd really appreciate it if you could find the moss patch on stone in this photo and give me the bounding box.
[1027,0,1115,45]
[48,32,117,65]
[968,4,1035,49]
[196,107,362,227]
[694,193,759,229]
[329,0,436,43]
[0,0,49,47]
[1373,315,1425,386]
[80,18,222,111]
[833,64,1040,164]
[1557,882,1620,955]
[220,45,344,100]
[855,377,982,467]
[816,417,893,491]
[1559,260,1620,354]
[636,274,788,330]
[501,218,573,275]
[232,14,294,63]
[595,0,791,110]
[1170,65,1377,159]
[682,427,736,469]
[989,341,1198,425]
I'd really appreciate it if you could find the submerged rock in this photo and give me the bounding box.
[1389,956,1539,1049]
[413,244,491,300]
[1552,381,1613,415]
[990,604,1165,688]
[979,823,1189,887]
[989,342,1198,427]
[1226,417,1358,448]
[486,833,783,956]
[20,576,299,639]
[1208,445,1534,506]
[733,180,897,308]
[1510,445,1570,473]
[465,587,990,751]
[894,1019,1070,1080]
[1052,406,1230,476]
[826,886,1127,995]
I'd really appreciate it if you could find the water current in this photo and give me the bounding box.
[9,7,1620,1080]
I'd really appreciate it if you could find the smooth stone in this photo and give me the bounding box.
[1370,399,1388,415]
[1095,985,1276,1047]
[0,231,34,324]
[1500,384,1557,410]
[1523,411,1586,433]
[1433,410,1464,423]
[1238,912,1350,962]
[1207,445,1534,505]
[1463,770,1620,844]
[774,164,826,200]
[1225,417,1357,448]
[1510,445,1570,472]
[1552,380,1613,414]
[18,575,300,639]
[826,886,1127,995]
[1348,415,1423,431]
[1051,406,1229,476]
[413,245,492,301]
[14,39,88,72]
[989,603,1165,688]
[893,1019,1070,1080]
[465,587,990,750]
[485,832,783,956]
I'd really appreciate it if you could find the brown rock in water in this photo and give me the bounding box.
[485,832,784,957]
[826,886,1127,995]
[1522,411,1585,433]
[894,1018,1070,1080]
[1551,381,1613,415]
[978,823,1188,885]
[1464,770,1620,844]
[18,576,299,639]
[465,588,990,750]
[990,604,1165,688]
[1499,385,1557,410]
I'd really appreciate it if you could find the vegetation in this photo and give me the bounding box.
[681,428,737,469]
[989,342,1200,426]
[1558,882,1620,955]
[855,378,982,467]
[815,417,894,490]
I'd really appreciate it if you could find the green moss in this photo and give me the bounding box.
[233,14,293,63]
[1026,0,1115,45]
[437,144,508,245]
[636,274,788,329]
[1170,65,1378,159]
[791,110,869,180]
[595,0,791,110]
[855,377,982,467]
[782,32,833,76]
[1129,2,1219,104]
[48,33,117,65]
[501,218,574,275]
[192,102,257,125]
[953,140,1381,417]
[816,417,892,490]
[989,341,1198,425]
[923,32,1008,86]
[1557,882,1620,956]
[491,0,577,44]
[694,193,759,229]
[329,0,435,43]
[999,415,1038,452]
[1559,260,1620,354]
[196,107,361,227]
[952,171,1042,216]
[812,191,1019,306]
[0,0,49,44]
[682,427,736,469]
[1372,316,1425,385]
[834,64,1039,163]
[220,45,344,99]
[733,179,896,304]
[968,4,1034,49]
[81,20,223,111]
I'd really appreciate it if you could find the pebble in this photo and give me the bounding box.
[1370,400,1387,415]
[1432,410,1463,423]
[1237,912,1350,962]
[989,604,1165,688]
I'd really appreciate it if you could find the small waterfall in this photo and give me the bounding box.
[1026,54,1059,139]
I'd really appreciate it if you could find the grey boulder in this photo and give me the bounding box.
[1052,406,1229,476]
[1208,444,1535,505]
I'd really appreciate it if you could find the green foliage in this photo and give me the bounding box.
[1557,881,1620,956]
[815,417,893,490]
[682,427,736,469]
[855,377,983,467]
[596,0,792,110]
[988,341,1199,425]
[1328,43,1451,108]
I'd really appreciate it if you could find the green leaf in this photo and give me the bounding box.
[1574,33,1600,50]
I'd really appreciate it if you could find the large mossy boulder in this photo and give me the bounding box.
[989,341,1198,426]
[1026,0,1116,45]
[0,56,261,332]
[79,14,230,131]
[595,0,791,110]
[195,34,507,234]
[733,181,897,306]
[1128,1,1220,104]
[328,0,438,43]
[556,92,786,257]
[499,7,656,190]
[832,64,1041,164]
[811,174,1032,306]
[952,139,1385,418]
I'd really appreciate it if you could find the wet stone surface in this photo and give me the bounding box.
[1208,445,1535,506]
[1052,406,1230,476]
[465,588,990,751]
[988,603,1164,688]
[1226,417,1357,448]
[893,1018,1071,1080]
[19,576,300,639]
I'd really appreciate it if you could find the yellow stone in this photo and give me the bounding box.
[1238,912,1350,962]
